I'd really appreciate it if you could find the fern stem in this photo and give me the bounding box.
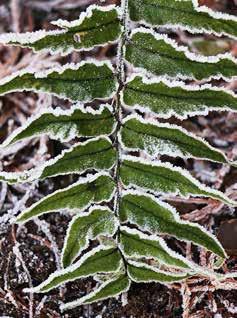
[113,0,128,268]
[114,0,128,216]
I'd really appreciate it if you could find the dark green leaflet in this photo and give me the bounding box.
[128,261,188,283]
[16,174,115,222]
[0,106,114,148]
[128,0,237,39]
[61,275,130,310]
[120,158,235,206]
[40,138,116,180]
[120,227,190,268]
[34,247,122,292]
[0,138,116,184]
[1,6,121,54]
[121,117,229,163]
[120,193,226,258]
[0,62,117,102]
[125,30,237,80]
[123,76,237,119]
[62,208,117,267]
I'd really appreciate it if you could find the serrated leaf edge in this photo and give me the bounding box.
[120,114,230,164]
[23,245,122,293]
[60,275,130,311]
[52,4,121,28]
[131,0,237,40]
[121,74,237,120]
[61,205,119,267]
[121,189,227,259]
[0,136,116,184]
[126,27,237,82]
[127,260,188,283]
[0,5,122,55]
[0,103,114,149]
[119,226,192,269]
[15,172,116,223]
[0,59,117,102]
[121,155,236,206]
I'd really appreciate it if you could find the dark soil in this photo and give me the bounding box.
[1,0,237,317]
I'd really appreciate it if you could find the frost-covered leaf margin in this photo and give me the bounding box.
[0,5,122,55]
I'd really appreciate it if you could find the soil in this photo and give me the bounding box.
[0,0,237,317]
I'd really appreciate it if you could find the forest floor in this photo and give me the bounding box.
[1,0,237,317]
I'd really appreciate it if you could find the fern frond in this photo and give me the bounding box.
[60,275,130,311]
[16,174,115,222]
[120,191,226,258]
[122,76,237,119]
[0,5,122,55]
[0,0,236,310]
[0,61,117,102]
[120,156,236,206]
[125,28,237,81]
[62,207,118,268]
[121,115,230,164]
[128,0,237,39]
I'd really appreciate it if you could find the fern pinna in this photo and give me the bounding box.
[0,0,237,311]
